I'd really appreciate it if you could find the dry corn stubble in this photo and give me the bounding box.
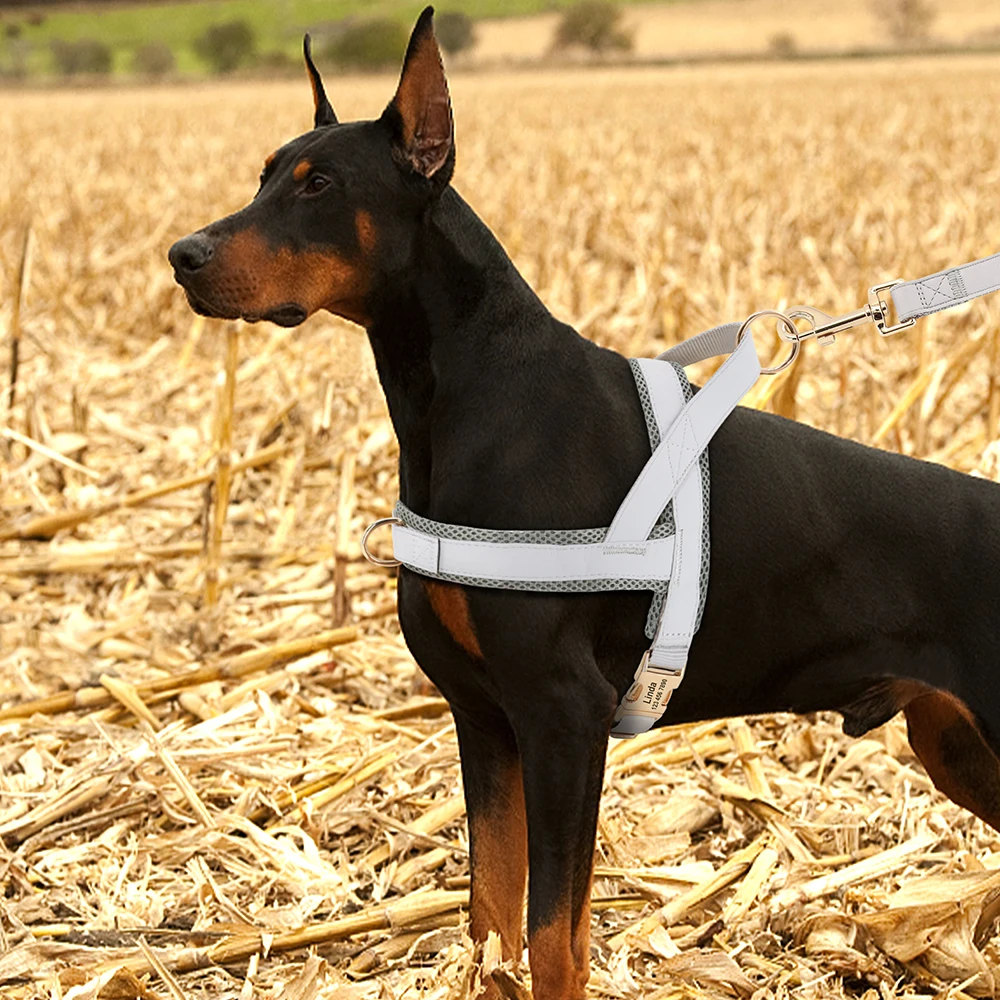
[3,57,1000,999]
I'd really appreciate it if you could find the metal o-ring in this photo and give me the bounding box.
[361,517,403,567]
[736,309,802,375]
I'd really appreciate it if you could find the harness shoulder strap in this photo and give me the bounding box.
[611,324,758,738]
[612,358,704,737]
[604,325,758,545]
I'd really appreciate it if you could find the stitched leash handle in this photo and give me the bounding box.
[891,252,1000,322]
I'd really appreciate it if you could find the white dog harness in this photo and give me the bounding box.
[364,252,1000,738]
[391,323,758,738]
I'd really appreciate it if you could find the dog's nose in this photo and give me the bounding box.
[169,233,214,273]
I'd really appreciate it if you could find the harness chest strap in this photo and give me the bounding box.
[606,359,702,735]
[392,524,678,582]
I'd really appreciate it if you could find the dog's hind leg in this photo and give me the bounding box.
[904,690,1000,832]
[454,709,528,963]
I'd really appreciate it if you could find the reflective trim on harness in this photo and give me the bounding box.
[392,523,679,582]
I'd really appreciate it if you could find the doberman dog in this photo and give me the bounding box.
[170,8,1000,997]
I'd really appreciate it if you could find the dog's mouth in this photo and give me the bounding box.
[262,304,308,327]
[180,287,307,328]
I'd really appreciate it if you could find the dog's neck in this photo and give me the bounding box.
[363,187,564,512]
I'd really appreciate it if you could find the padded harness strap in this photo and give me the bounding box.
[605,326,758,546]
[610,325,753,737]
[610,359,701,736]
[391,524,678,582]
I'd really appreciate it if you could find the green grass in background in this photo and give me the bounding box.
[1,0,664,77]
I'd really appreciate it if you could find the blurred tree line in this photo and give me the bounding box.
[0,1,951,83]
[0,5,488,78]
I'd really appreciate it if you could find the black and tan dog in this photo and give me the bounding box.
[169,9,1000,997]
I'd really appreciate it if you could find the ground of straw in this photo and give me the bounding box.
[3,56,1000,1000]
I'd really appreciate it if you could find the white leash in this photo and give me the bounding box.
[363,249,1000,738]
[756,252,1000,369]
[893,253,1000,323]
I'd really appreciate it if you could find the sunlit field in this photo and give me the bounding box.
[482,0,1000,61]
[4,56,1000,998]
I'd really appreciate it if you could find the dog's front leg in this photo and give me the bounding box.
[454,707,528,963]
[513,675,616,1000]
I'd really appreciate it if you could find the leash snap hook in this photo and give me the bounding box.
[787,280,916,346]
[362,517,403,567]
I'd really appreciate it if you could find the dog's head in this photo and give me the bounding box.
[168,6,453,328]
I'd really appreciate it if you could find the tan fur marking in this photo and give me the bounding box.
[424,580,483,658]
[307,70,321,116]
[529,909,582,1000]
[211,227,369,325]
[904,690,1000,831]
[394,36,434,146]
[469,761,527,961]
[293,159,312,181]
[264,151,276,169]
[570,868,594,992]
[355,209,377,255]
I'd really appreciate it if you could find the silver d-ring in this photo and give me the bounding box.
[361,517,403,567]
[736,309,802,375]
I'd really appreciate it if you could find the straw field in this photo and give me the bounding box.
[4,55,1000,999]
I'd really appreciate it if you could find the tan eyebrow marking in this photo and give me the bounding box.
[293,159,312,181]
[264,151,276,169]
[355,209,376,254]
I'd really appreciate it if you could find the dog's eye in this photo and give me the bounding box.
[304,174,329,194]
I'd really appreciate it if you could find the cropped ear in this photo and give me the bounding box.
[303,34,337,128]
[381,6,454,184]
